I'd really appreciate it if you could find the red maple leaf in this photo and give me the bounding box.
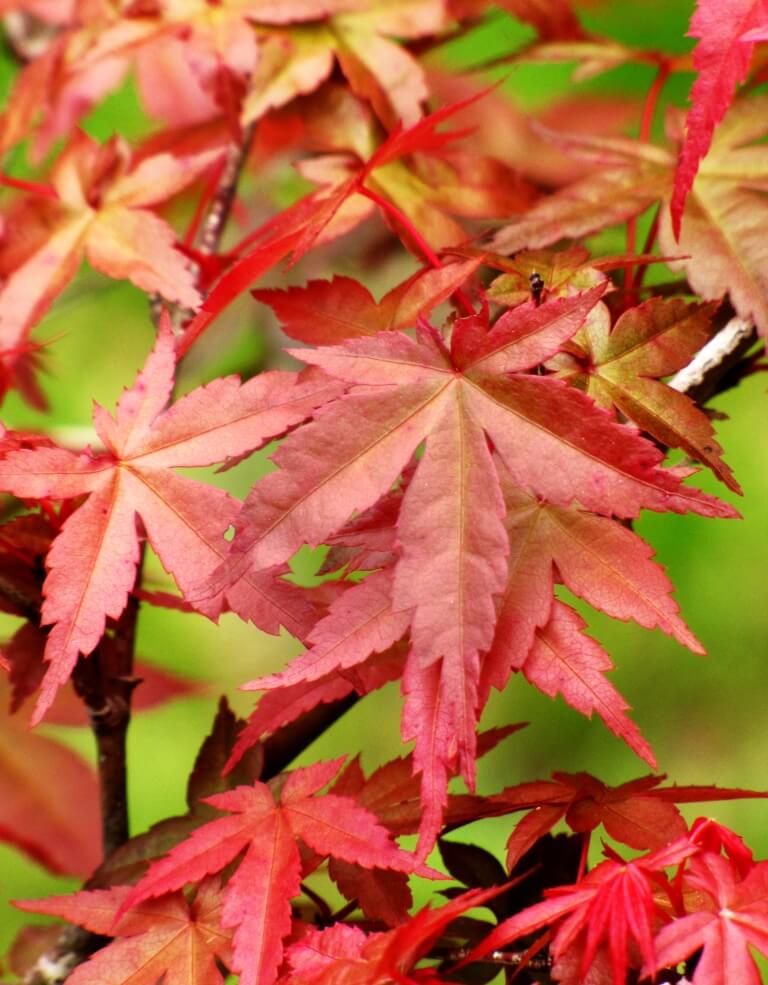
[16,879,233,985]
[179,91,531,351]
[467,839,696,985]
[120,758,426,985]
[198,281,734,854]
[671,0,768,235]
[243,0,449,130]
[253,259,483,347]
[0,131,221,347]
[321,726,524,925]
[647,853,768,984]
[553,296,738,491]
[479,771,768,870]
[0,319,341,722]
[280,884,503,984]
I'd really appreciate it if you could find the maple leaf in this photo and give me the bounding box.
[476,464,708,766]
[647,853,768,984]
[320,725,524,925]
[280,885,503,984]
[288,87,536,256]
[484,474,702,695]
[120,758,424,985]
[16,879,233,985]
[479,770,768,870]
[254,259,484,346]
[180,91,525,347]
[331,725,524,837]
[659,94,768,339]
[553,297,739,490]
[0,321,341,722]
[0,671,100,876]
[496,111,768,346]
[0,131,221,348]
[200,283,733,853]
[488,108,768,347]
[244,0,449,129]
[516,600,659,767]
[670,0,768,235]
[467,839,696,985]
[485,128,673,255]
[133,0,365,130]
[484,244,608,306]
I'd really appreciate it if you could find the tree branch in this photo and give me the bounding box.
[261,693,359,781]
[71,592,141,858]
[438,946,552,971]
[150,123,256,330]
[197,123,256,260]
[21,117,263,985]
[669,314,758,401]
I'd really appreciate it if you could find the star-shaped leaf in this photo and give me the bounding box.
[200,283,733,853]
[0,131,221,347]
[555,296,739,489]
[671,0,768,234]
[0,320,341,722]
[648,854,768,985]
[660,94,768,339]
[16,879,233,985]
[121,758,424,985]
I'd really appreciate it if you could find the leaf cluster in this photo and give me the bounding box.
[0,1,766,984]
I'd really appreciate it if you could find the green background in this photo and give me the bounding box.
[1,0,767,973]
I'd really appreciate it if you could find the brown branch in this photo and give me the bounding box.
[21,573,143,985]
[261,693,359,780]
[71,593,141,858]
[22,926,107,985]
[197,122,256,259]
[438,946,552,971]
[150,123,256,331]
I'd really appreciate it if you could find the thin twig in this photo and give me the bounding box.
[438,946,552,970]
[150,124,256,331]
[197,123,256,259]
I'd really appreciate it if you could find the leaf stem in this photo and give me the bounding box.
[625,61,670,299]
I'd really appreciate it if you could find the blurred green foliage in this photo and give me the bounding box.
[1,0,768,970]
